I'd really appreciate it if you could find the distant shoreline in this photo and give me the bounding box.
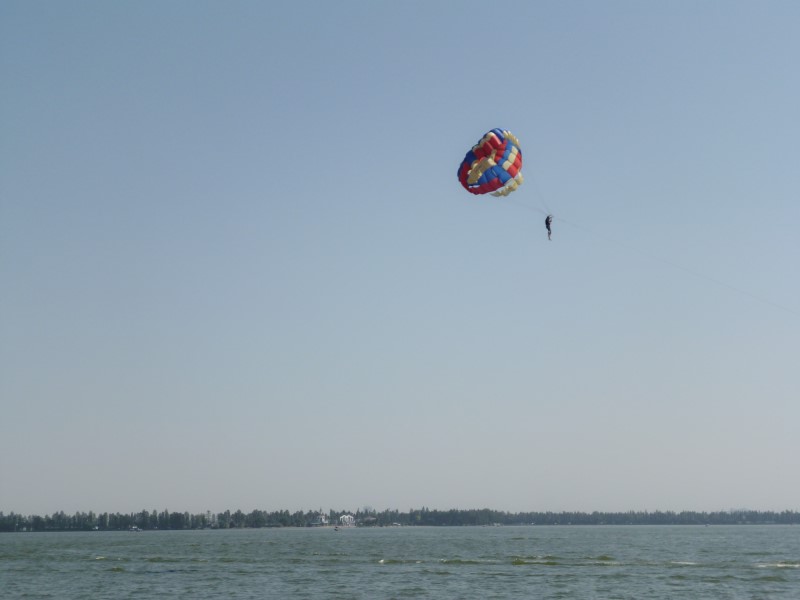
[2,508,798,532]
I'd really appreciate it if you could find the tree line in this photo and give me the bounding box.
[1,508,797,532]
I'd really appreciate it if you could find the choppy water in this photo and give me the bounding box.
[1,525,798,599]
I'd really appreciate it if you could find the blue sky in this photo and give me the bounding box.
[2,0,798,515]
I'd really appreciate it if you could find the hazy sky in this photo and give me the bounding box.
[2,1,799,516]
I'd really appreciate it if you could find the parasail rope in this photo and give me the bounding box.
[557,216,800,319]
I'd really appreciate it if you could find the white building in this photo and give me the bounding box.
[339,514,355,527]
[310,513,328,526]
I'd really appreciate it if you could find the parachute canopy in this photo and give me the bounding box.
[457,129,523,197]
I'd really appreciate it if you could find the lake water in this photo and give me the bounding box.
[1,525,798,598]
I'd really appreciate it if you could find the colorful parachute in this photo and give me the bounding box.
[457,129,523,197]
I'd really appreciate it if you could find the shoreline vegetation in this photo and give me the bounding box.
[1,509,798,532]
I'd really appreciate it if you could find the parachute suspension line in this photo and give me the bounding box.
[499,168,552,219]
[500,153,555,222]
[524,166,553,217]
[556,217,800,319]
[505,196,549,216]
